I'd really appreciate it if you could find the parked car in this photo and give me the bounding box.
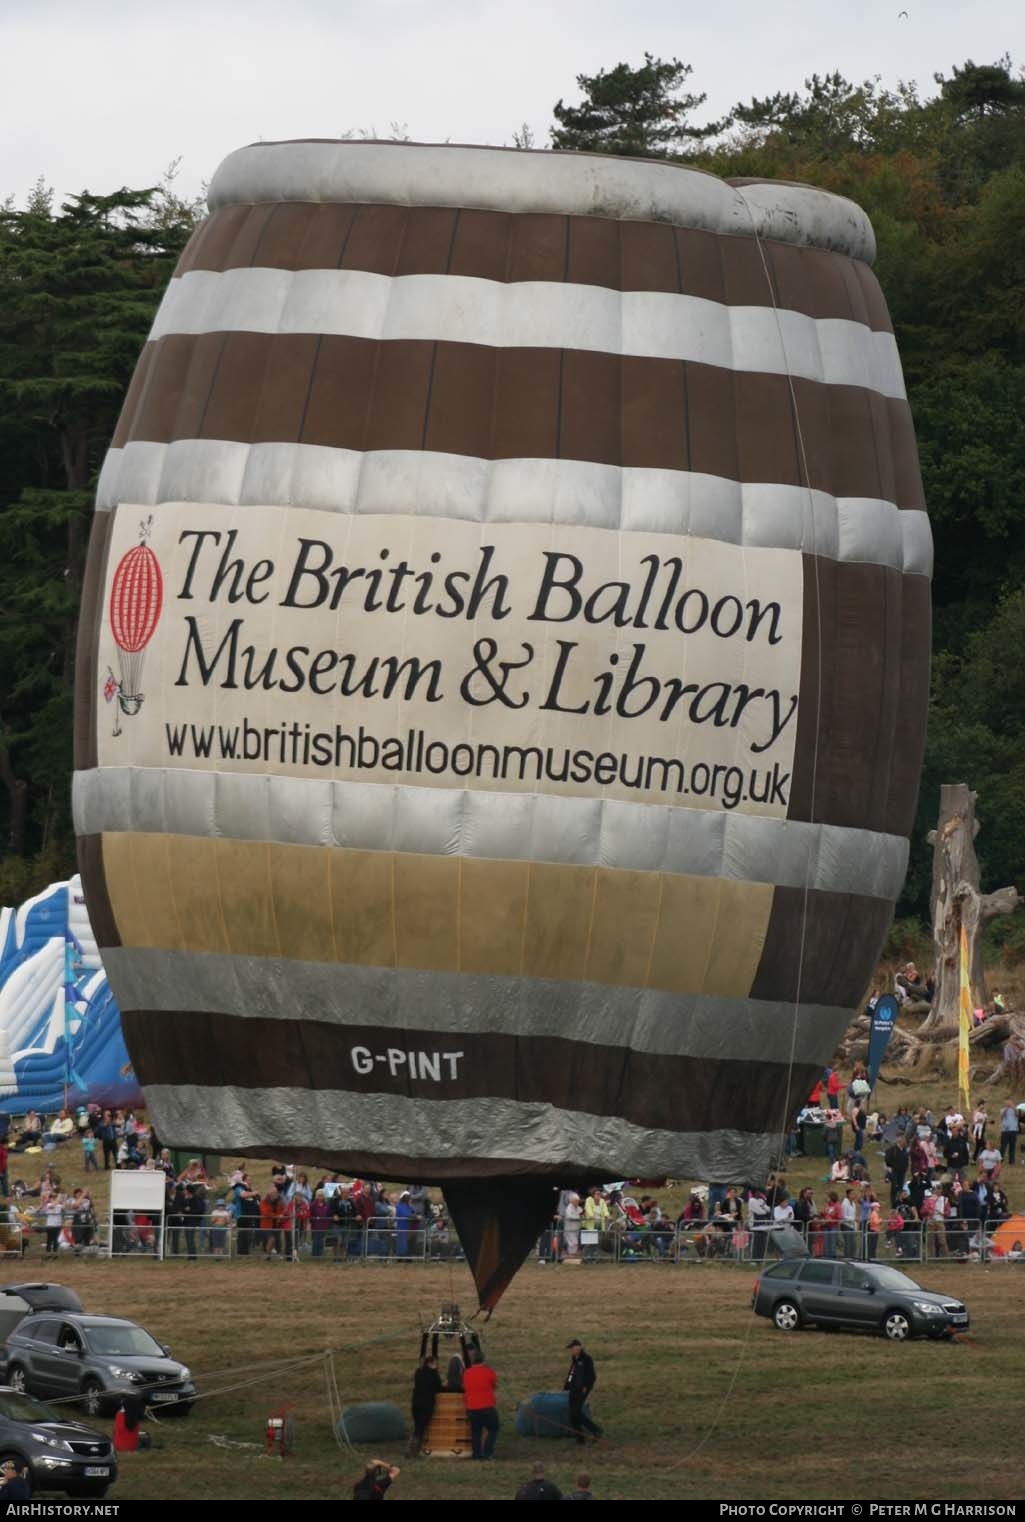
[0,1285,84,1345]
[752,1258,970,1341]
[0,1385,116,1497]
[0,1314,195,1417]
[0,1284,83,1313]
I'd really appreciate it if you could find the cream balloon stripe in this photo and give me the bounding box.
[102,947,860,1068]
[73,768,909,902]
[209,141,877,263]
[143,1082,789,1180]
[94,443,933,577]
[148,268,906,400]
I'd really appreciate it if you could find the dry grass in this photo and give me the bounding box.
[29,1257,1025,1502]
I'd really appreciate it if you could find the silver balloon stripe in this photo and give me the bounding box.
[94,441,933,577]
[74,769,910,901]
[102,947,855,1067]
[148,268,906,399]
[208,141,877,263]
[143,1081,784,1182]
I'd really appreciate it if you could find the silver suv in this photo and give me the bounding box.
[0,1314,195,1418]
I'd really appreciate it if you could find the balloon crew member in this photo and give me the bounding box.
[352,1460,400,1500]
[462,1347,500,1460]
[409,1356,442,1456]
[114,1393,144,1452]
[564,1339,601,1445]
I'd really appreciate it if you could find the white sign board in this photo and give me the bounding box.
[110,1169,167,1212]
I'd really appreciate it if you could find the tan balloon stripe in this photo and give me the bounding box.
[97,833,772,998]
[120,1007,820,1139]
[109,332,924,508]
[175,202,894,333]
[93,830,894,1009]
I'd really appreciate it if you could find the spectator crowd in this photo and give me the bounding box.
[0,1063,1021,1266]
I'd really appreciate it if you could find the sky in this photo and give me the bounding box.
[2,0,1021,207]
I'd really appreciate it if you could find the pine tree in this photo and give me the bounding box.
[0,186,195,869]
[551,54,721,158]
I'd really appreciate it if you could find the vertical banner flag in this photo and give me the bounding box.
[958,925,972,1114]
[867,994,899,1090]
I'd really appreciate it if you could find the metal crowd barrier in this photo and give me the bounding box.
[3,1209,1018,1267]
[530,1214,1020,1267]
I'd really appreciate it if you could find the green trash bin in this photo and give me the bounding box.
[801,1123,827,1158]
[170,1150,222,1176]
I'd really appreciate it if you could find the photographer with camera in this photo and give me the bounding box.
[0,1458,31,1499]
[352,1459,400,1500]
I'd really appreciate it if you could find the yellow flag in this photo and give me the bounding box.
[958,925,972,1114]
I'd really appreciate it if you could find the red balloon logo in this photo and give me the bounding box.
[108,540,163,721]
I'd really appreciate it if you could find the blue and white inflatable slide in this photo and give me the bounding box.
[0,875,141,1115]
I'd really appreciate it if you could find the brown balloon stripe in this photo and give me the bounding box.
[176,202,893,333]
[73,509,112,776]
[121,1007,821,1139]
[109,332,924,508]
[788,557,930,839]
[75,834,120,948]
[750,886,894,1009]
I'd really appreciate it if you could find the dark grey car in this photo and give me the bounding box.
[0,1313,195,1417]
[0,1386,116,1496]
[752,1258,970,1341]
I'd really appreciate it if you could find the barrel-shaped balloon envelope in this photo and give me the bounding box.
[74,142,931,1306]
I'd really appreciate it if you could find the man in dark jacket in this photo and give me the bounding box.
[884,1135,910,1206]
[515,1462,563,1500]
[97,1110,118,1171]
[955,1183,983,1256]
[332,1187,357,1260]
[944,1127,970,1180]
[568,1472,594,1500]
[564,1339,601,1445]
[409,1356,442,1456]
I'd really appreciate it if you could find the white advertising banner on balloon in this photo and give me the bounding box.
[96,501,802,818]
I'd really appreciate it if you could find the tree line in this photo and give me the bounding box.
[2,58,1023,946]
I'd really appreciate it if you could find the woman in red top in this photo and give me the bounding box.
[260,1190,280,1256]
[461,1350,499,1460]
[821,1192,843,1258]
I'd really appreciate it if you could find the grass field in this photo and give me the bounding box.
[27,1256,1025,1502]
[6,1057,1024,1503]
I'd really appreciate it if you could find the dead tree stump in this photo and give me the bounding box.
[921,784,1021,1038]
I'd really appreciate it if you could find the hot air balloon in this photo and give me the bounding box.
[74,142,931,1310]
[107,525,163,723]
